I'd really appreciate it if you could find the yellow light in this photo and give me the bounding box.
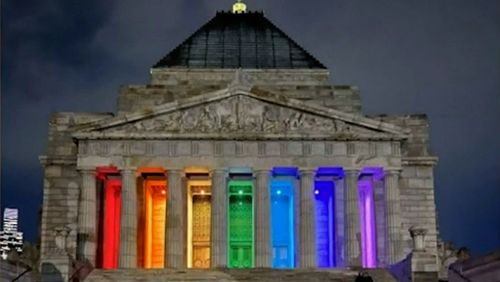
[187,179,212,269]
[232,0,247,14]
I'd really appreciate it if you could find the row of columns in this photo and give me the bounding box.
[77,167,403,268]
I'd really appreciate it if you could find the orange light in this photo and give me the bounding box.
[144,179,167,269]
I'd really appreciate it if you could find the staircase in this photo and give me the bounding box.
[86,268,396,282]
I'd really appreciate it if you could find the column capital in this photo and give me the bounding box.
[78,167,96,173]
[209,168,227,175]
[119,167,137,172]
[384,168,402,176]
[344,168,361,176]
[167,169,183,174]
[298,168,316,174]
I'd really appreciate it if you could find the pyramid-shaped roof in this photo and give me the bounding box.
[153,11,326,69]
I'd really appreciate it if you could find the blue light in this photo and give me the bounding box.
[316,167,344,178]
[271,167,299,178]
[270,176,295,269]
[315,180,336,268]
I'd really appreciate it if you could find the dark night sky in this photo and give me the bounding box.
[1,1,499,255]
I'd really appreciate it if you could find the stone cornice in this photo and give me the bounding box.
[39,155,77,166]
[402,156,439,166]
[149,67,331,77]
[72,132,406,141]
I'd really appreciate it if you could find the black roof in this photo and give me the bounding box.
[153,11,326,69]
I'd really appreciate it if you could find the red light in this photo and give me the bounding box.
[102,179,121,269]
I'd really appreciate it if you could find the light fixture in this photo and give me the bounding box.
[232,0,247,14]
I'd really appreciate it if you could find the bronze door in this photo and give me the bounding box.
[192,195,211,268]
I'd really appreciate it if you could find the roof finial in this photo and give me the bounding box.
[232,0,247,14]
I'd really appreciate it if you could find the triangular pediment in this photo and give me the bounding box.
[74,88,409,140]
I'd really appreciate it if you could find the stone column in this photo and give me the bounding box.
[409,227,427,252]
[409,227,439,281]
[210,169,227,267]
[255,169,271,267]
[385,169,403,263]
[78,169,97,264]
[166,169,184,268]
[299,169,316,268]
[119,169,137,268]
[345,169,361,266]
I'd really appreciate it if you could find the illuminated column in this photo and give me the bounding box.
[78,169,97,264]
[255,169,271,267]
[166,169,184,268]
[299,169,316,268]
[119,169,137,268]
[345,169,361,266]
[210,169,227,267]
[385,169,403,264]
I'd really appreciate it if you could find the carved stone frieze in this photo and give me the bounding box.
[103,95,375,136]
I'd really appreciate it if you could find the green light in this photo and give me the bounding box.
[228,180,254,268]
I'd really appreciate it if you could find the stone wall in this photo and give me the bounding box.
[149,68,331,86]
[117,69,361,114]
[40,112,112,280]
[369,114,432,158]
[370,115,438,258]
[400,166,438,255]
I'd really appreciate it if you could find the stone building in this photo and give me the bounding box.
[39,2,439,281]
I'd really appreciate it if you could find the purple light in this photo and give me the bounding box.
[358,179,377,268]
[365,191,375,267]
[314,190,319,195]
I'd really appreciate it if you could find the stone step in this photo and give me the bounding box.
[86,268,396,282]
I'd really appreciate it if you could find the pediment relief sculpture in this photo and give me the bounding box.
[106,95,376,136]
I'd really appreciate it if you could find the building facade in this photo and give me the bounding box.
[0,208,23,260]
[39,4,439,280]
